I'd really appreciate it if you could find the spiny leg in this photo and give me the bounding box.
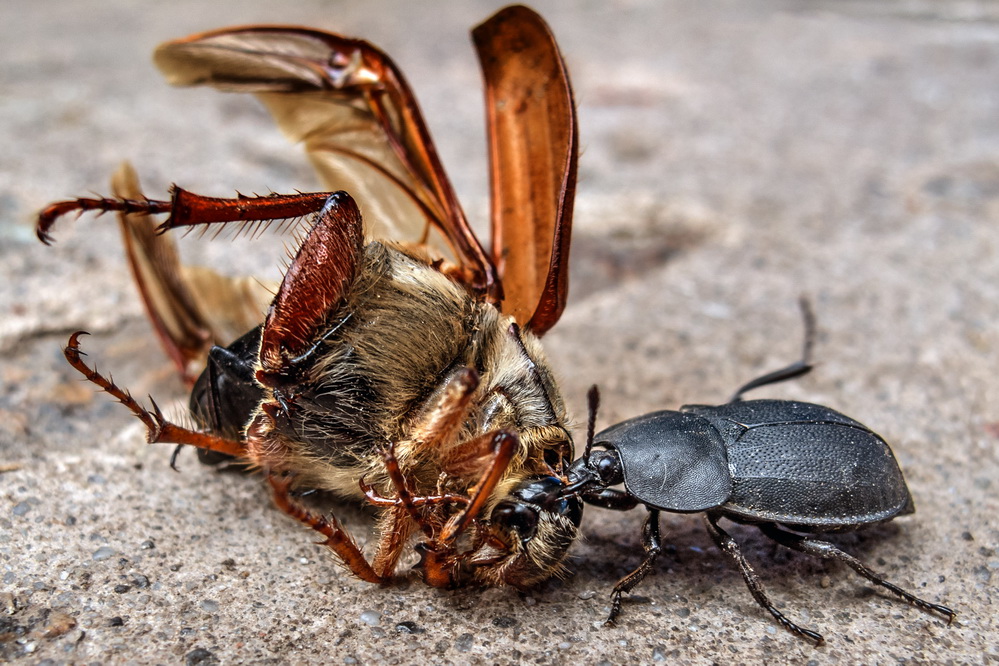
[607,509,662,625]
[64,332,245,458]
[370,504,418,581]
[267,472,385,585]
[359,370,511,587]
[360,441,470,535]
[758,524,956,623]
[415,430,517,589]
[408,367,480,453]
[363,440,466,580]
[440,430,518,543]
[704,514,824,645]
[38,197,171,244]
[38,188,333,243]
[358,367,480,530]
[364,431,518,588]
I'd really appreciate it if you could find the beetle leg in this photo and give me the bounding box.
[38,187,333,242]
[255,192,364,387]
[362,443,471,524]
[266,472,386,585]
[37,195,172,244]
[409,431,517,589]
[578,487,639,512]
[606,509,662,625]
[64,332,246,458]
[758,524,956,624]
[440,430,518,543]
[369,440,452,579]
[360,478,471,511]
[409,368,480,462]
[704,514,825,645]
[371,505,417,581]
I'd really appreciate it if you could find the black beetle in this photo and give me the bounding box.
[564,301,955,644]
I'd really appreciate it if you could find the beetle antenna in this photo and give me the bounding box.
[556,386,602,498]
[584,384,599,461]
[729,297,817,402]
[797,294,816,367]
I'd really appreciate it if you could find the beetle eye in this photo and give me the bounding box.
[591,449,622,485]
[492,502,539,542]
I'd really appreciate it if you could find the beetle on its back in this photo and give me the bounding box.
[564,301,955,644]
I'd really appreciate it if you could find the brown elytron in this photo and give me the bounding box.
[41,6,581,589]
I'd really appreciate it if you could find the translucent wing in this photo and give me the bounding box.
[473,7,578,335]
[154,25,499,300]
[112,163,273,382]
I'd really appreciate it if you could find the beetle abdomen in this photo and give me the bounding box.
[691,400,913,529]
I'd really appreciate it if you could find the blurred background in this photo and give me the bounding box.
[2,1,997,663]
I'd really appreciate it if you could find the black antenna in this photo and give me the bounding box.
[585,384,600,461]
[729,296,817,402]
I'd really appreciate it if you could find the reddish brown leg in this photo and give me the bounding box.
[441,430,517,542]
[255,192,364,384]
[267,473,385,584]
[64,332,245,458]
[361,479,471,512]
[407,429,516,589]
[407,367,480,448]
[360,432,516,588]
[371,505,416,580]
[37,197,171,244]
[362,441,470,580]
[358,366,481,583]
[38,187,333,243]
[362,443,470,535]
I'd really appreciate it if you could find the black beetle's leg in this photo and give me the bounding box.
[729,297,816,402]
[606,509,662,624]
[758,524,956,624]
[704,514,825,645]
[579,488,639,512]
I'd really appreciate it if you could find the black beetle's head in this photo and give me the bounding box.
[466,475,583,588]
[561,445,624,495]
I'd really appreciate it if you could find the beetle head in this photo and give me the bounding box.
[465,475,583,588]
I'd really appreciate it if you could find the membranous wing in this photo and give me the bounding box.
[154,24,498,300]
[154,6,578,332]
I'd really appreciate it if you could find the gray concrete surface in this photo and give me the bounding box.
[2,0,997,663]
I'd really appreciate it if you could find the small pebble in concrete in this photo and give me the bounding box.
[92,546,115,561]
[455,632,473,652]
[185,647,218,665]
[359,610,381,626]
[395,621,423,634]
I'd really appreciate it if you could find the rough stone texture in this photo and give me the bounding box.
[2,1,996,663]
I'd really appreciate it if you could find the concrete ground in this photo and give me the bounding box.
[2,0,997,663]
